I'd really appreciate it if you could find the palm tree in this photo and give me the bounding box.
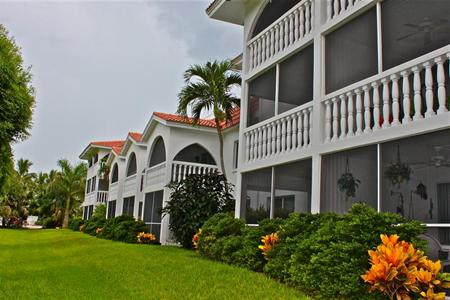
[51,159,87,228]
[177,60,241,180]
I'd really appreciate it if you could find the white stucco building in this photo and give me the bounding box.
[207,0,450,244]
[79,109,240,243]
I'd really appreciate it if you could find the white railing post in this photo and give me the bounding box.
[435,56,448,114]
[401,71,412,124]
[423,61,436,118]
[390,74,400,126]
[412,66,423,120]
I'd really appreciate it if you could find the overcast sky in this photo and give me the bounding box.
[0,0,242,173]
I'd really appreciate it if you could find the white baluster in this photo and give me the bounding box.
[279,20,284,51]
[339,94,347,139]
[324,100,332,142]
[303,110,309,147]
[305,1,311,34]
[310,0,314,31]
[354,89,363,135]
[333,0,339,18]
[271,122,277,156]
[256,39,261,66]
[435,57,448,114]
[257,127,262,159]
[381,78,390,128]
[252,42,257,69]
[332,97,339,141]
[297,112,303,148]
[286,116,292,151]
[391,74,400,126]
[327,0,333,21]
[276,120,281,154]
[294,9,299,41]
[245,133,250,162]
[412,66,423,120]
[308,107,313,146]
[249,44,254,70]
[269,28,275,58]
[299,6,305,38]
[248,132,253,161]
[284,18,289,49]
[281,118,287,152]
[262,125,267,158]
[266,125,272,157]
[362,85,371,133]
[289,14,294,46]
[340,0,346,13]
[261,35,266,64]
[423,62,436,118]
[274,24,279,54]
[400,71,412,124]
[252,130,258,160]
[292,113,298,149]
[347,92,355,136]
[372,82,381,130]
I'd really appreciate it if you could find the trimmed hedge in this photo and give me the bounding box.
[69,217,84,231]
[197,204,426,299]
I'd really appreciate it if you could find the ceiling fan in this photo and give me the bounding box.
[411,145,450,170]
[398,17,449,46]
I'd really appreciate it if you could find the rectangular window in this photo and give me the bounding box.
[321,145,378,214]
[241,159,312,224]
[86,179,91,194]
[233,140,239,169]
[107,200,116,219]
[88,205,94,219]
[381,0,450,70]
[325,8,377,93]
[144,190,163,241]
[274,159,312,218]
[91,176,96,192]
[278,44,314,114]
[247,67,276,127]
[122,196,135,216]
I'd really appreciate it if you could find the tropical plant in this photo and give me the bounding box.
[50,159,87,228]
[362,234,450,300]
[177,60,241,181]
[162,172,234,248]
[0,25,35,191]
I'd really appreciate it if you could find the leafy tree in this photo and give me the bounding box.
[0,25,35,191]
[162,172,234,248]
[177,60,241,180]
[50,159,87,228]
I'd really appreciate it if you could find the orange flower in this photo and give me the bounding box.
[137,232,156,244]
[192,228,202,249]
[381,234,399,247]
[258,233,279,256]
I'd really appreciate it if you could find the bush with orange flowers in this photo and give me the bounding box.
[192,228,202,249]
[362,234,450,300]
[95,227,103,234]
[137,232,157,244]
[258,233,279,256]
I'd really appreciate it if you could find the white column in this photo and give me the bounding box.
[271,122,277,156]
[390,74,400,126]
[324,100,332,142]
[346,91,355,136]
[435,57,448,114]
[332,97,339,141]
[339,94,347,139]
[245,132,250,162]
[412,66,423,120]
[400,71,412,124]
[362,85,371,133]
[372,82,381,130]
[305,1,311,34]
[289,14,294,46]
[381,78,390,128]
[327,0,333,21]
[303,109,309,147]
[286,116,292,152]
[297,112,303,148]
[262,125,267,158]
[294,10,299,41]
[276,120,281,154]
[292,113,298,149]
[355,88,363,135]
[299,6,305,38]
[423,62,436,118]
[281,118,287,152]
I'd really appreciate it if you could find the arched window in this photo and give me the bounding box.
[174,144,216,165]
[149,137,166,167]
[126,152,137,177]
[251,0,302,38]
[111,163,119,183]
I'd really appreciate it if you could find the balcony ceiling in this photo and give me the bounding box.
[206,0,245,25]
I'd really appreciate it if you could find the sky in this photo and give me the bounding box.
[0,0,243,173]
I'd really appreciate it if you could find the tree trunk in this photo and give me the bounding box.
[62,197,71,229]
[215,119,227,181]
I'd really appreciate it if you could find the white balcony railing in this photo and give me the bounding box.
[326,0,367,22]
[171,161,218,183]
[96,191,108,203]
[124,174,137,195]
[322,46,450,144]
[145,162,166,188]
[247,0,314,72]
[243,103,314,163]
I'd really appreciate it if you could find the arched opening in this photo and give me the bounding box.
[174,144,216,165]
[126,152,137,177]
[251,0,302,38]
[148,137,166,167]
[111,163,119,183]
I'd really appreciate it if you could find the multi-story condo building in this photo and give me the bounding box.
[79,109,240,244]
[207,0,450,244]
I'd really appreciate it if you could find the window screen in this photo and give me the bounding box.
[248,67,276,127]
[149,137,166,167]
[126,153,137,177]
[241,168,272,224]
[122,196,135,216]
[107,200,116,219]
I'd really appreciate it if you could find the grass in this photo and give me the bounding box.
[0,229,307,299]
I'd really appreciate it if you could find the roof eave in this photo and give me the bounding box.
[206,0,245,26]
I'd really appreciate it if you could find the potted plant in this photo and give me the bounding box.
[385,145,411,186]
[337,158,361,200]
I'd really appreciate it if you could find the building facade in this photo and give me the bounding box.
[79,110,239,244]
[208,0,450,244]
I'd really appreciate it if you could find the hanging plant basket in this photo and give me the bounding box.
[385,145,411,186]
[337,158,361,199]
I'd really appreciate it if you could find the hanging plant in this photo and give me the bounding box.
[384,145,411,186]
[337,158,361,199]
[98,156,110,180]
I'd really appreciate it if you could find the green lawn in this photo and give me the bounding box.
[0,229,306,299]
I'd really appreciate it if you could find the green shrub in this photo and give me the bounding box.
[82,217,106,236]
[162,172,234,248]
[99,215,148,243]
[39,217,57,229]
[92,204,106,220]
[69,217,84,231]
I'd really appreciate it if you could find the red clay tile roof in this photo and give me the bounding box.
[128,132,143,142]
[153,108,240,130]
[91,140,125,155]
